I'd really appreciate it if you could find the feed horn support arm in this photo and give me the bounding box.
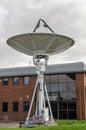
[33,19,54,33]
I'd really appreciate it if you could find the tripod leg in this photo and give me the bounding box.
[25,78,39,123]
[44,83,55,124]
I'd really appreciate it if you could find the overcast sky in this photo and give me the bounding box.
[0,0,86,68]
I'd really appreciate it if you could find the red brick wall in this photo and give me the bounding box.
[0,76,37,121]
[1,73,86,121]
[76,73,86,120]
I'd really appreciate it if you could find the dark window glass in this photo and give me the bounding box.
[2,102,8,112]
[13,102,18,112]
[67,74,75,82]
[68,111,76,119]
[51,102,58,118]
[45,73,76,119]
[3,78,8,86]
[59,111,67,119]
[24,76,29,85]
[68,101,76,110]
[23,102,30,112]
[59,101,67,110]
[13,77,19,85]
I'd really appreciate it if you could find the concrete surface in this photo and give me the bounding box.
[0,122,19,128]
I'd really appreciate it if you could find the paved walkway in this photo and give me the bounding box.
[0,123,19,128]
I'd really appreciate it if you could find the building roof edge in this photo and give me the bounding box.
[0,62,85,77]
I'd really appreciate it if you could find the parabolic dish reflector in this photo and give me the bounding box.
[7,33,74,56]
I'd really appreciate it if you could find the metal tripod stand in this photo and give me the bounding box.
[23,54,56,127]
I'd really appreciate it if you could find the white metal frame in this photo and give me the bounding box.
[25,54,55,126]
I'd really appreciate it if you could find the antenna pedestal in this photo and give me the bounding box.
[23,55,56,127]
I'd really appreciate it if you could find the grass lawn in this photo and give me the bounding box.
[1,120,86,130]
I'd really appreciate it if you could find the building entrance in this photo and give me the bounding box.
[50,101,76,119]
[45,73,76,119]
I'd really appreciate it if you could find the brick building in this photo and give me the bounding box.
[0,62,86,121]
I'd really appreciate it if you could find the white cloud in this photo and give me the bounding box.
[0,0,86,68]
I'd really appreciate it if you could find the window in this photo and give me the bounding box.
[45,73,76,119]
[45,75,50,84]
[24,76,29,85]
[2,102,8,112]
[50,84,58,92]
[59,74,66,83]
[59,101,67,110]
[13,77,19,85]
[68,91,76,100]
[50,75,59,83]
[59,91,67,101]
[67,74,75,82]
[67,83,76,91]
[23,102,30,112]
[13,102,18,112]
[59,83,67,91]
[3,78,8,86]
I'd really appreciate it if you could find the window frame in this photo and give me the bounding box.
[13,77,19,86]
[12,102,18,112]
[2,102,8,112]
[24,76,29,85]
[2,77,9,86]
[23,101,30,112]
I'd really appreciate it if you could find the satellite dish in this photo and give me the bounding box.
[7,33,74,56]
[7,19,75,127]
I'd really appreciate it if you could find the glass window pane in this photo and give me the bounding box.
[68,101,76,110]
[67,83,76,91]
[13,102,18,111]
[46,84,59,92]
[59,83,67,91]
[13,77,19,85]
[3,78,8,86]
[59,91,67,101]
[68,91,76,101]
[68,111,76,119]
[51,102,58,118]
[59,111,67,119]
[24,76,29,85]
[59,101,67,110]
[50,84,58,92]
[50,92,58,96]
[67,74,75,82]
[23,102,30,112]
[2,102,8,112]
[50,75,58,83]
[59,74,66,83]
[47,92,60,101]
